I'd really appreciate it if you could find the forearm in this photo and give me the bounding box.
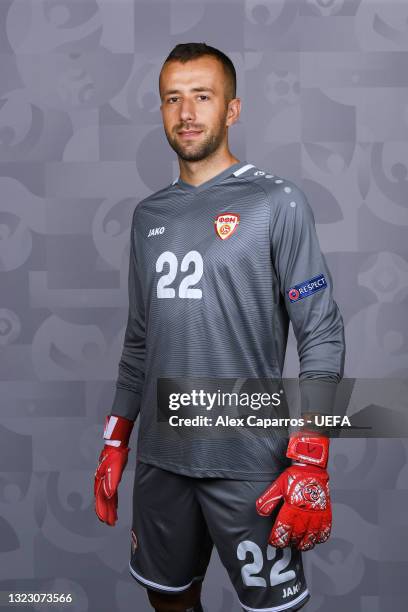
[299,375,338,438]
[111,382,143,422]
[111,208,146,422]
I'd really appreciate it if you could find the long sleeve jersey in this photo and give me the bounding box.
[110,161,345,479]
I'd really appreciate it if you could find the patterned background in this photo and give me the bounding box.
[1,0,408,610]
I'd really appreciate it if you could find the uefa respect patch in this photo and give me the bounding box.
[287,273,327,303]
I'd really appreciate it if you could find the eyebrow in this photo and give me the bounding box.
[162,87,216,96]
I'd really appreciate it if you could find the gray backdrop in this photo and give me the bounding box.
[1,0,408,610]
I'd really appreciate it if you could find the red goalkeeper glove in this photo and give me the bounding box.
[94,414,134,526]
[256,432,331,551]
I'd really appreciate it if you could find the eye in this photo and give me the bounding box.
[167,97,179,104]
[198,95,209,101]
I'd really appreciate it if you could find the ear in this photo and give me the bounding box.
[226,97,241,127]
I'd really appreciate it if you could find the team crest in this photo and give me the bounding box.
[214,213,240,240]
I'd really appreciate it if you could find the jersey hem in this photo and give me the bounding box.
[137,455,282,480]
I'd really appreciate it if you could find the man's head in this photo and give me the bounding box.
[159,42,240,162]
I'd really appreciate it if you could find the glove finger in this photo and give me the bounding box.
[97,486,117,526]
[298,530,317,551]
[316,511,332,544]
[94,453,108,500]
[103,470,113,498]
[292,518,309,548]
[269,505,293,548]
[275,505,308,549]
[103,464,121,499]
[104,451,128,498]
[106,491,118,526]
[95,478,110,524]
[256,473,286,516]
[298,513,328,550]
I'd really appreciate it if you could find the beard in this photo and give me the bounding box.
[164,119,226,162]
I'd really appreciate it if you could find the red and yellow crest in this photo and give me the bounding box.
[214,213,240,240]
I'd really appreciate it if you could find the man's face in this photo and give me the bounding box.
[159,56,236,162]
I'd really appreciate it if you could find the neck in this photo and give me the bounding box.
[178,151,240,186]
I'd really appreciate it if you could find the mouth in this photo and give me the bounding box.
[178,130,203,139]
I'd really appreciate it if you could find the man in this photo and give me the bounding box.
[94,43,345,612]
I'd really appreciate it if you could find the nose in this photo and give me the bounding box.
[179,98,196,123]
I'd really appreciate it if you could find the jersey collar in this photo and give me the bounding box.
[173,161,252,194]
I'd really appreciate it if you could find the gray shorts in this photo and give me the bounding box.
[129,461,310,612]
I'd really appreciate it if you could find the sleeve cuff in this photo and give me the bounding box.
[299,377,339,416]
[111,386,143,422]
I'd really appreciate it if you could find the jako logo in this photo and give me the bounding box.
[148,226,165,237]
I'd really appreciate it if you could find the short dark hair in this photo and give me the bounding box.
[161,42,237,101]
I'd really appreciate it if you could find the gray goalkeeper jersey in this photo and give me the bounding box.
[110,161,345,479]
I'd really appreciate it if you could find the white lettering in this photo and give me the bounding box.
[148,226,165,237]
[314,415,351,428]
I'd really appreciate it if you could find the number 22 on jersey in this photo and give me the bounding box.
[156,250,203,299]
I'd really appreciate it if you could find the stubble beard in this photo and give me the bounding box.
[165,120,226,163]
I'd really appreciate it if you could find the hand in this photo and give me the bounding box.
[256,432,331,551]
[94,445,130,526]
[94,414,134,526]
[256,463,331,551]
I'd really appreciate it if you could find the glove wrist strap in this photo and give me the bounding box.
[286,431,329,469]
[103,414,134,448]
